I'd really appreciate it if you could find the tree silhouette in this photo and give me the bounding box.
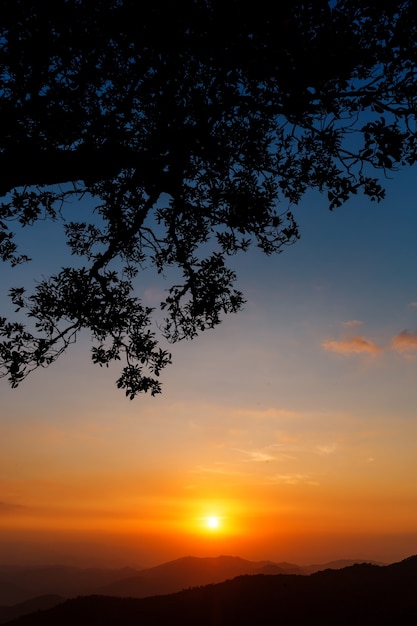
[1,0,417,397]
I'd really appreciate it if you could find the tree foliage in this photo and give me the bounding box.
[1,0,417,397]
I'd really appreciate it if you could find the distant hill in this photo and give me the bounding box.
[2,554,374,604]
[95,555,304,598]
[0,596,63,624]
[0,565,137,604]
[0,554,384,623]
[302,558,386,574]
[3,556,417,626]
[0,584,29,609]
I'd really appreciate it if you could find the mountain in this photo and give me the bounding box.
[302,558,386,574]
[0,585,29,609]
[95,555,304,598]
[0,556,305,604]
[0,565,138,604]
[0,596,63,624]
[0,555,381,605]
[3,556,417,626]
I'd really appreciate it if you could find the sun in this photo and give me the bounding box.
[206,516,220,530]
[190,505,232,535]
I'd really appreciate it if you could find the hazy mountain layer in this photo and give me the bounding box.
[3,556,417,626]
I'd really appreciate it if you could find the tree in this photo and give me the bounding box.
[1,0,417,398]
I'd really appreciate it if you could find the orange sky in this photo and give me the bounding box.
[2,170,417,568]
[2,348,417,567]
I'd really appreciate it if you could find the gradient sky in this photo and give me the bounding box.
[1,164,417,568]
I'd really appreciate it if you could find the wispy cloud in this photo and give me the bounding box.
[236,444,296,463]
[391,330,417,354]
[189,464,244,476]
[268,473,319,486]
[343,320,363,327]
[238,449,277,463]
[315,443,337,456]
[323,323,417,360]
[143,287,166,305]
[0,501,26,514]
[408,302,417,308]
[322,336,381,356]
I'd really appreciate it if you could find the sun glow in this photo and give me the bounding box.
[206,516,220,530]
[186,500,243,537]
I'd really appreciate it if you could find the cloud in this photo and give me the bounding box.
[408,302,417,308]
[322,336,381,356]
[268,474,319,486]
[143,287,165,305]
[343,320,363,327]
[315,443,337,456]
[237,448,277,462]
[0,501,26,514]
[390,330,417,354]
[189,464,243,476]
[323,325,417,360]
[236,444,296,463]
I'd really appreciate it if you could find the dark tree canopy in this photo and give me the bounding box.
[1,0,417,397]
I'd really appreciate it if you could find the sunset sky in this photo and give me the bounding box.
[1,164,417,569]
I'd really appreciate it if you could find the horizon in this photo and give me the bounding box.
[1,525,414,568]
[0,540,414,571]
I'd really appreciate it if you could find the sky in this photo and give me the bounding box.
[1,165,417,569]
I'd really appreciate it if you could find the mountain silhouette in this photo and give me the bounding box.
[0,555,313,605]
[3,556,417,626]
[0,596,63,624]
[0,565,137,605]
[95,555,303,598]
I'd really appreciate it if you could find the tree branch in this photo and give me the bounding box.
[0,144,159,197]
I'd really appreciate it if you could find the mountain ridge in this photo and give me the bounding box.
[0,554,383,605]
[2,555,417,626]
